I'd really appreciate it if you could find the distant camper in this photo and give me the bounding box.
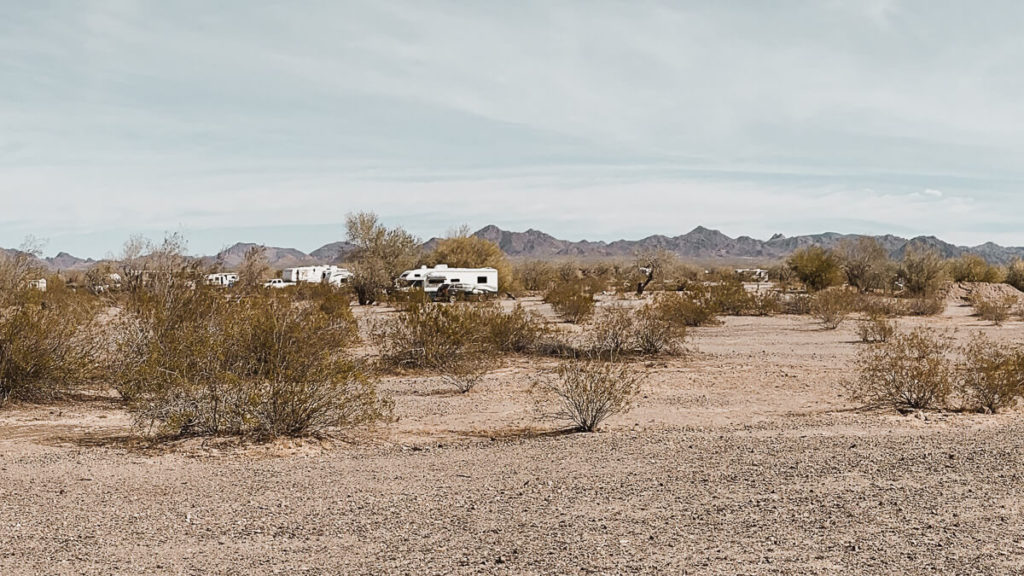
[205,273,239,287]
[281,265,353,286]
[397,264,498,299]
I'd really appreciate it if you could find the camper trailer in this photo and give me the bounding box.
[398,265,499,299]
[205,273,239,287]
[282,265,352,285]
[28,278,47,292]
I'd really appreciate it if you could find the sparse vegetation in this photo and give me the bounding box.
[857,315,896,343]
[810,287,859,330]
[947,254,1005,284]
[838,237,894,293]
[108,269,388,438]
[897,245,946,297]
[536,358,643,432]
[544,280,596,324]
[956,333,1024,413]
[853,328,954,411]
[971,293,1017,325]
[345,212,420,305]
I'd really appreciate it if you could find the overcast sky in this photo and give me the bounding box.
[3,1,1024,258]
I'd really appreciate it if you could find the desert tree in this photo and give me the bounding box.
[235,244,273,291]
[634,248,677,295]
[787,246,844,292]
[838,237,894,293]
[344,212,420,305]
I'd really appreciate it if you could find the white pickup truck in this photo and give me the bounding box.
[263,279,295,289]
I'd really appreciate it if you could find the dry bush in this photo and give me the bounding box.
[901,295,946,317]
[588,306,636,358]
[515,260,557,292]
[898,245,946,297]
[853,328,954,411]
[947,254,1005,284]
[536,358,643,432]
[838,237,895,293]
[544,280,596,324]
[857,315,897,343]
[955,333,1024,413]
[787,246,844,292]
[345,211,420,305]
[781,293,813,315]
[654,289,720,327]
[109,277,387,438]
[810,288,859,329]
[374,301,548,369]
[0,291,99,405]
[437,352,491,394]
[971,293,1017,325]
[1006,258,1024,292]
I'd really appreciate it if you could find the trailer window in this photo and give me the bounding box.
[477,276,487,284]
[450,278,460,283]
[428,278,444,285]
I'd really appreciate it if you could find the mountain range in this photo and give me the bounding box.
[6,226,1024,271]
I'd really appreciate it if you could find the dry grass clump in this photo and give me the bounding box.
[956,333,1024,413]
[971,293,1017,325]
[810,288,859,330]
[853,328,954,411]
[108,274,388,438]
[544,280,596,324]
[535,358,643,432]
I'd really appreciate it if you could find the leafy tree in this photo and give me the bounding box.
[787,246,844,292]
[345,212,420,305]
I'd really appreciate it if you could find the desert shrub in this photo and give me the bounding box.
[747,290,782,316]
[585,302,685,358]
[656,289,720,327]
[781,293,813,315]
[515,260,557,292]
[955,333,1024,413]
[0,292,99,405]
[109,279,387,438]
[374,301,546,370]
[838,237,895,293]
[853,328,954,411]
[1006,258,1024,292]
[810,288,859,329]
[901,295,946,316]
[536,358,643,432]
[971,293,1017,325]
[787,246,844,292]
[706,277,757,315]
[947,254,1005,284]
[898,245,946,297]
[544,280,596,323]
[857,315,897,343]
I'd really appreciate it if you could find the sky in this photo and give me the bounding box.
[3,1,1024,258]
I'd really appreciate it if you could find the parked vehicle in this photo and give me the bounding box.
[263,278,294,289]
[398,265,498,299]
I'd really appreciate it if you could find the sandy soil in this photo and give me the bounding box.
[3,295,1024,575]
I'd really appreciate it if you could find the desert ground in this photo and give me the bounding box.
[3,294,1024,575]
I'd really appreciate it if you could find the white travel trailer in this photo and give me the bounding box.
[28,278,47,292]
[397,265,498,300]
[282,265,352,285]
[205,273,239,287]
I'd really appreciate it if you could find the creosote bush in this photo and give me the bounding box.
[810,288,859,330]
[0,289,99,405]
[587,301,687,358]
[787,246,844,292]
[857,315,896,344]
[971,293,1017,326]
[957,333,1024,413]
[536,358,643,432]
[374,301,548,370]
[544,281,596,324]
[853,328,954,411]
[109,275,388,438]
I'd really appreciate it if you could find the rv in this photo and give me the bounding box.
[397,264,498,300]
[28,278,47,292]
[205,273,239,287]
[282,265,353,286]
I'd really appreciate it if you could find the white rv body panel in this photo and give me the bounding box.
[282,265,352,285]
[423,266,498,295]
